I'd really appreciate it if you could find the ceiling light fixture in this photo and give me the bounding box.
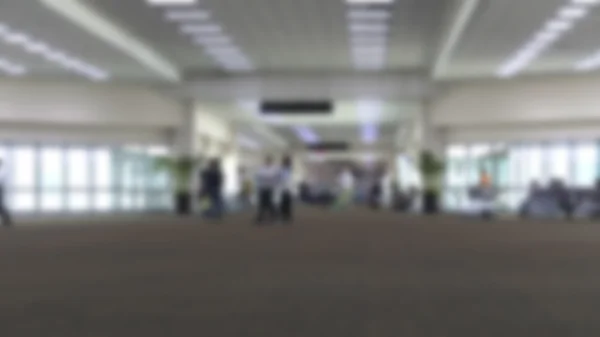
[146,0,196,5]
[0,22,109,80]
[497,1,591,78]
[346,0,394,4]
[348,9,390,20]
[558,6,588,19]
[361,124,378,143]
[294,126,319,144]
[165,9,210,21]
[0,57,27,76]
[180,23,222,34]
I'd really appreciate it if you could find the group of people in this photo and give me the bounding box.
[198,155,294,224]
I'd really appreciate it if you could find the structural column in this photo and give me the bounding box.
[172,100,198,157]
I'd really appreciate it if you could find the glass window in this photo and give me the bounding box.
[94,192,113,212]
[467,144,490,186]
[521,144,545,186]
[446,145,468,188]
[68,192,90,212]
[546,142,570,183]
[12,145,36,189]
[12,192,35,212]
[40,146,64,189]
[66,148,90,189]
[573,142,597,187]
[66,148,90,212]
[92,148,113,189]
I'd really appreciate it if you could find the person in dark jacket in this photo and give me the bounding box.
[278,156,294,222]
[201,158,224,219]
[0,159,11,227]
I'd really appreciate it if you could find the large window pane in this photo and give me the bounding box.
[92,148,113,189]
[546,142,570,183]
[573,142,597,187]
[12,192,35,212]
[94,192,112,212]
[67,148,90,211]
[40,147,64,188]
[521,144,544,186]
[12,146,35,189]
[67,148,90,189]
[68,192,90,212]
[41,192,63,212]
[446,145,468,188]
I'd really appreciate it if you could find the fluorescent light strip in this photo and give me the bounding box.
[0,57,27,76]
[361,124,378,143]
[163,7,255,72]
[147,0,196,5]
[346,0,394,4]
[0,22,108,80]
[346,2,392,71]
[165,9,210,21]
[497,2,592,77]
[294,126,319,143]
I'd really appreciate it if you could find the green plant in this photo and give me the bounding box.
[154,155,199,193]
[418,150,445,192]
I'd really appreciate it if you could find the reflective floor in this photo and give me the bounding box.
[1,209,599,336]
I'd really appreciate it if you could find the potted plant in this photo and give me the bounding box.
[154,155,199,215]
[418,150,445,214]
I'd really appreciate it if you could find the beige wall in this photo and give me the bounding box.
[431,75,600,142]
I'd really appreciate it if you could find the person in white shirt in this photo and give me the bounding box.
[0,159,12,227]
[254,156,279,224]
[278,156,294,222]
[334,167,354,209]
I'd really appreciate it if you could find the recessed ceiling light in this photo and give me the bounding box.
[0,58,27,76]
[558,6,588,19]
[180,23,222,34]
[165,9,210,21]
[346,0,394,4]
[0,22,108,80]
[2,32,31,45]
[146,0,196,5]
[349,23,388,33]
[194,35,232,46]
[571,0,600,5]
[545,19,573,31]
[23,41,50,54]
[348,9,390,20]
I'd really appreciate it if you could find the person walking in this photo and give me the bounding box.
[278,156,294,223]
[254,156,279,224]
[200,158,224,219]
[0,159,12,227]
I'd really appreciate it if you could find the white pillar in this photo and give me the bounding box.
[172,101,198,156]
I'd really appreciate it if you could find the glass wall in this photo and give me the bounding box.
[444,141,600,212]
[0,142,171,214]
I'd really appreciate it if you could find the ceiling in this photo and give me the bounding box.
[2,0,600,149]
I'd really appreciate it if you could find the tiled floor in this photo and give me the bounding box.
[1,209,599,336]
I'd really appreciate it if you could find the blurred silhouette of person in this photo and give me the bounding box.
[0,159,11,227]
[278,156,294,222]
[255,156,279,224]
[239,166,253,208]
[201,158,224,219]
[334,167,354,209]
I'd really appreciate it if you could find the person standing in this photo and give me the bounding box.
[255,156,279,224]
[0,159,11,227]
[278,156,294,223]
[201,158,224,219]
[334,167,354,209]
